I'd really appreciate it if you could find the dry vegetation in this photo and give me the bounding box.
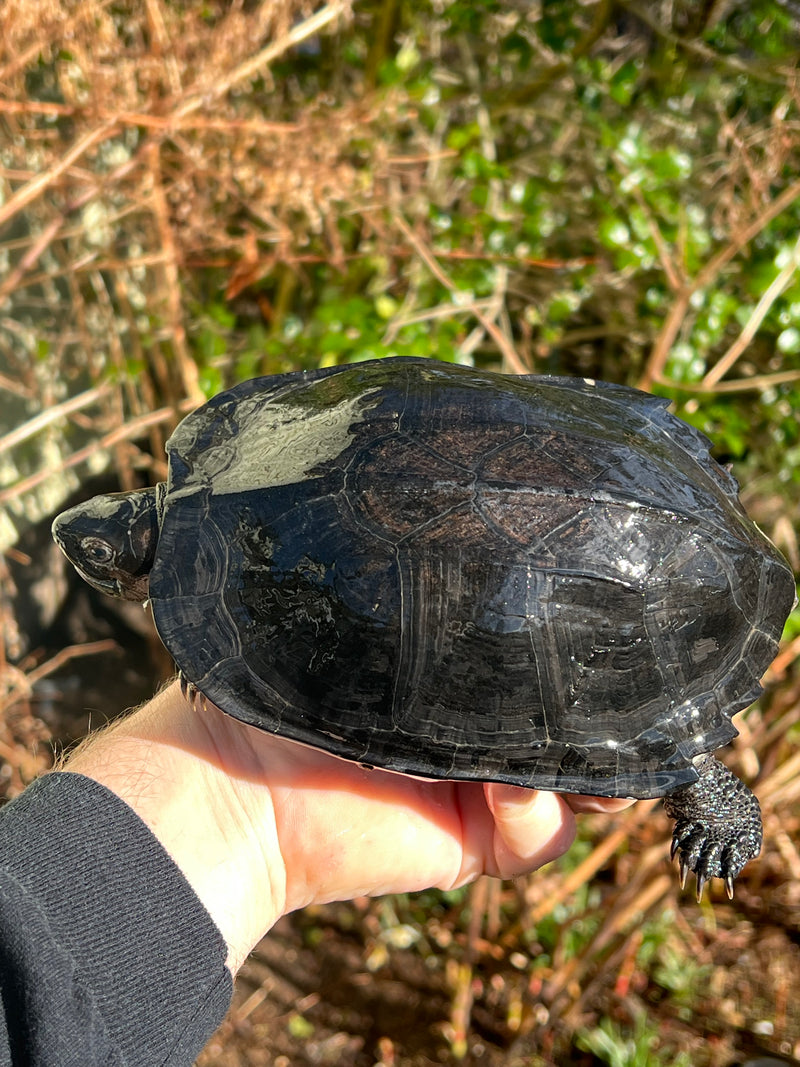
[1,2,800,1064]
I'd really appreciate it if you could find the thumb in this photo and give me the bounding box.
[484,783,576,878]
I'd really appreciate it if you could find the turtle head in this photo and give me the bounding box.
[52,487,161,602]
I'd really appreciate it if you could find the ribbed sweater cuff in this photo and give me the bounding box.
[0,772,233,1065]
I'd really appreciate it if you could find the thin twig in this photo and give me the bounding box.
[0,216,64,302]
[392,214,529,373]
[0,143,141,299]
[382,298,500,343]
[144,0,183,96]
[701,237,800,388]
[173,2,350,121]
[0,122,119,231]
[639,176,800,391]
[528,800,660,925]
[0,386,112,456]
[770,634,800,677]
[654,367,800,394]
[628,183,684,292]
[560,874,672,1028]
[0,402,194,506]
[146,142,203,404]
[23,641,119,692]
[0,100,299,135]
[2,641,119,716]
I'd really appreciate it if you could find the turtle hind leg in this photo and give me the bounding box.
[663,755,762,901]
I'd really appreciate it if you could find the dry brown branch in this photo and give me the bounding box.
[542,852,672,1021]
[587,865,671,959]
[0,122,119,231]
[701,237,800,388]
[445,960,473,1058]
[0,149,142,301]
[627,181,685,293]
[172,2,351,121]
[654,367,800,393]
[146,141,203,405]
[771,634,800,676]
[0,735,47,785]
[2,640,119,715]
[3,251,169,292]
[528,800,660,925]
[639,176,800,391]
[86,271,138,492]
[0,401,194,507]
[382,298,500,342]
[560,873,673,1027]
[0,386,112,456]
[0,99,299,134]
[774,827,800,880]
[144,0,183,97]
[392,213,529,374]
[0,216,63,301]
[759,748,800,800]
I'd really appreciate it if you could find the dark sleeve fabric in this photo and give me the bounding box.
[0,773,234,1067]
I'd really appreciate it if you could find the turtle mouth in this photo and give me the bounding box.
[73,565,122,597]
[73,564,150,602]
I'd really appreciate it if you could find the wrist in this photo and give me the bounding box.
[62,681,285,973]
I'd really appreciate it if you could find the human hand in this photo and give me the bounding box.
[64,680,630,972]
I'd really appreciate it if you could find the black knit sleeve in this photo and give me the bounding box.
[0,773,233,1066]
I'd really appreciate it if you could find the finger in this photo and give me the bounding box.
[565,795,635,814]
[484,783,576,878]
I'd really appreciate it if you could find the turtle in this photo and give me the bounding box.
[52,356,796,899]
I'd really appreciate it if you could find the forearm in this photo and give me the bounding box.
[63,680,284,973]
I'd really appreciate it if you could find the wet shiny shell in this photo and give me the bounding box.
[149,358,795,797]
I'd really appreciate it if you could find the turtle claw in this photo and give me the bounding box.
[671,825,731,900]
[669,824,753,901]
[695,872,707,903]
[678,855,688,889]
[674,840,711,900]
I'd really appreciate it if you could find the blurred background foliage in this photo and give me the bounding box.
[2,1,800,1065]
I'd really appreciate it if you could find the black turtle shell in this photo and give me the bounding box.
[149,358,795,797]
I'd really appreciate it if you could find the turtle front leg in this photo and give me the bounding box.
[179,671,208,713]
[662,755,762,901]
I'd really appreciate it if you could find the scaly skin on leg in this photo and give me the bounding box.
[662,755,762,901]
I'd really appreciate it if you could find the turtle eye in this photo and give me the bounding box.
[80,537,115,566]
